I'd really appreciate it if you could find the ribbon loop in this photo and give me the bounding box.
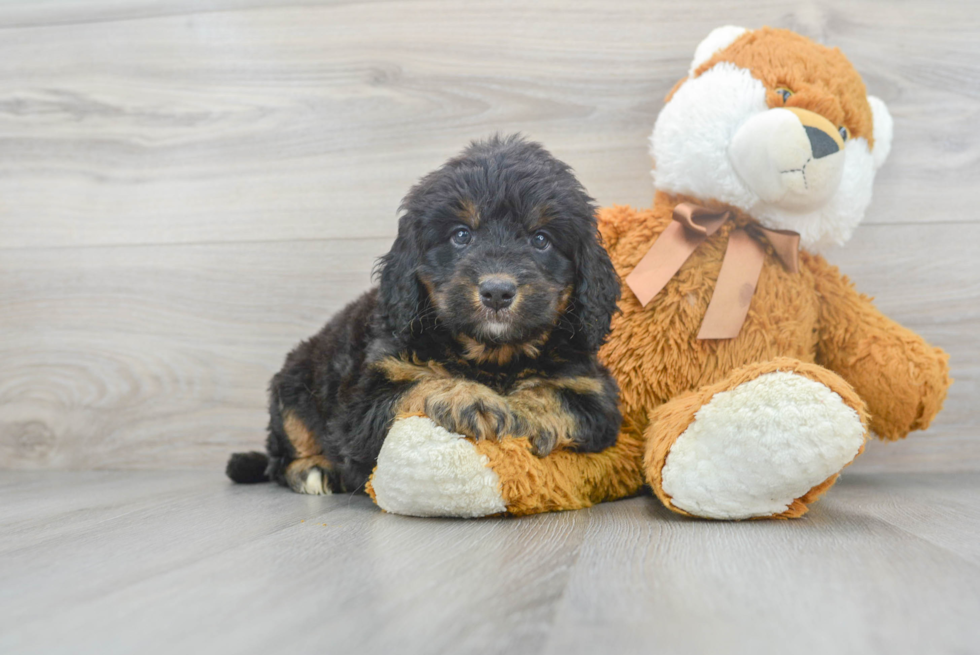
[624,203,730,307]
[672,202,731,236]
[624,202,801,340]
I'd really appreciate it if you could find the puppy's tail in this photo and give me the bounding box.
[226,451,270,484]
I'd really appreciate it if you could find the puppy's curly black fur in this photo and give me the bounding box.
[227,135,622,495]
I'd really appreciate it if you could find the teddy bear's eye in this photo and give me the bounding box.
[838,126,849,142]
[776,88,793,103]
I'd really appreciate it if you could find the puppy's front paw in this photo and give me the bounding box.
[424,386,513,442]
[528,430,559,457]
[285,458,335,495]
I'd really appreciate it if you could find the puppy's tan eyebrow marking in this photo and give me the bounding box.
[531,204,555,229]
[457,198,480,228]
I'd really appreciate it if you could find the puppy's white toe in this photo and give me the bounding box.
[298,467,329,495]
[372,416,507,518]
[287,465,333,495]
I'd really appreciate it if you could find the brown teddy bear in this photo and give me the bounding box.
[366,26,951,520]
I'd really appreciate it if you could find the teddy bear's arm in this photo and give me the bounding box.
[807,254,950,440]
[367,415,648,517]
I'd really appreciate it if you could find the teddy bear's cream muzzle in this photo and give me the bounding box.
[728,106,846,213]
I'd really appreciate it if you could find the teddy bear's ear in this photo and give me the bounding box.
[867,95,893,169]
[689,25,749,77]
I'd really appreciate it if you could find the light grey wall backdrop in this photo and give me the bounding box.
[0,0,976,472]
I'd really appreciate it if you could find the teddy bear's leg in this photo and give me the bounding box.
[645,358,870,520]
[366,414,646,517]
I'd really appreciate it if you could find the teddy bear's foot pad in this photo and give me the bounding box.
[661,371,865,519]
[371,416,507,518]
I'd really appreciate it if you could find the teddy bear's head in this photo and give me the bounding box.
[650,26,893,249]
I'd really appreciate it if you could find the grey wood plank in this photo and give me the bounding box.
[543,473,980,655]
[0,238,383,469]
[1,471,978,655]
[0,0,977,251]
[829,472,980,567]
[852,425,980,474]
[0,471,588,655]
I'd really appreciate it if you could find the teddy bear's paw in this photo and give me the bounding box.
[661,371,865,519]
[370,416,508,518]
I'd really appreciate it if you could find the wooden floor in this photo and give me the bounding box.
[2,470,979,655]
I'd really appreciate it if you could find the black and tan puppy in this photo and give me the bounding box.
[227,135,622,495]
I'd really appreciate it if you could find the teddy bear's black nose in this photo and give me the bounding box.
[479,278,517,311]
[805,125,840,159]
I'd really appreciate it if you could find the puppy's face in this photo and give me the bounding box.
[378,135,620,355]
[418,200,574,346]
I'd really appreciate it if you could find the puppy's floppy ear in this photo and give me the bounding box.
[569,226,620,352]
[375,214,424,336]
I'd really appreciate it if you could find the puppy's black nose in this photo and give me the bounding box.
[479,278,517,311]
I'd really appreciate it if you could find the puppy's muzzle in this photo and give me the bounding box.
[479,277,517,311]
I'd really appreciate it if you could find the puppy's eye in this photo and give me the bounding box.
[838,126,849,141]
[776,88,793,103]
[531,231,551,250]
[451,227,471,246]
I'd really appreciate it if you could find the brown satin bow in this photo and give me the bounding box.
[624,202,800,340]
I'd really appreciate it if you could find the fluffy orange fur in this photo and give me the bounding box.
[682,27,874,145]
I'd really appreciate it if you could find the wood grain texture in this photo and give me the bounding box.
[0,239,382,468]
[0,0,978,471]
[0,0,978,250]
[1,470,978,655]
